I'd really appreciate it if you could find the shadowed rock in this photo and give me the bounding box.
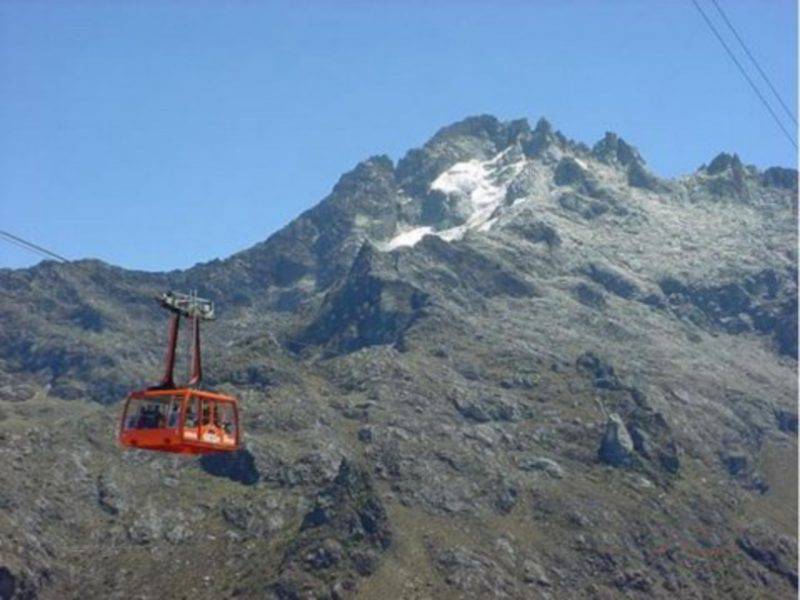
[737,530,798,589]
[762,166,798,191]
[592,132,644,166]
[583,263,640,299]
[200,448,260,486]
[267,459,391,598]
[775,409,798,434]
[576,352,623,390]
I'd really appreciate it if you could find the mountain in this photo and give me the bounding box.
[0,114,797,599]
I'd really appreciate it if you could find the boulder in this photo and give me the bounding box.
[573,282,607,309]
[775,410,798,434]
[583,263,640,299]
[722,452,748,476]
[599,414,635,467]
[522,559,551,586]
[518,456,565,479]
[576,352,623,390]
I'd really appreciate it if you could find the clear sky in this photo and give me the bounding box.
[1,0,797,271]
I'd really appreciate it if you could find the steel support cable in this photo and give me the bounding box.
[710,0,797,126]
[0,229,70,263]
[690,0,798,150]
[0,232,54,261]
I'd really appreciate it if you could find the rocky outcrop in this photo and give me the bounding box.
[0,567,36,600]
[775,409,798,434]
[737,529,798,589]
[293,243,429,354]
[700,152,750,199]
[576,352,624,390]
[627,161,664,191]
[268,460,391,598]
[507,218,562,248]
[657,269,798,357]
[598,413,636,467]
[573,282,606,309]
[583,263,640,299]
[762,166,798,191]
[592,132,644,166]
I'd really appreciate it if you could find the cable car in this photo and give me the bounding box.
[118,292,241,454]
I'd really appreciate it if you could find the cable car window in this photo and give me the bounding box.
[200,399,221,444]
[124,396,180,430]
[184,396,200,440]
[166,397,181,428]
[218,402,237,446]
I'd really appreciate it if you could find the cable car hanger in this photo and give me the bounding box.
[152,290,214,390]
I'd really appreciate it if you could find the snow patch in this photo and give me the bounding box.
[383,226,434,250]
[383,151,526,250]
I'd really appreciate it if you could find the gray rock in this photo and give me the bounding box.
[522,559,550,586]
[599,414,635,467]
[737,531,798,589]
[554,157,588,186]
[775,410,798,434]
[573,282,606,309]
[592,132,643,166]
[558,192,609,220]
[494,485,518,514]
[583,263,640,299]
[762,166,798,191]
[723,452,748,476]
[576,352,623,390]
[357,426,374,443]
[519,456,565,479]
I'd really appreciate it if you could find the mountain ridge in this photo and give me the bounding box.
[0,113,797,599]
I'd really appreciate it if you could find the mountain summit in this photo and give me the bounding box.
[0,115,797,598]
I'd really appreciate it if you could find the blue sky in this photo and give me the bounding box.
[1,0,797,271]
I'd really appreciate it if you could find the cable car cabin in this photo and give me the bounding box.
[119,388,240,454]
[119,291,242,455]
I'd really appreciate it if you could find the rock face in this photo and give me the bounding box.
[737,529,798,589]
[268,460,391,597]
[0,114,796,599]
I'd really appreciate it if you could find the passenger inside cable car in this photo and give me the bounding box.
[183,398,200,441]
[123,396,175,431]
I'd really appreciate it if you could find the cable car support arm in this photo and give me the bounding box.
[149,291,214,390]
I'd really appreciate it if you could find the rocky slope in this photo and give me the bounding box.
[0,114,797,599]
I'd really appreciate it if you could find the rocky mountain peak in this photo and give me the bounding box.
[592,131,645,166]
[428,114,505,145]
[331,155,396,196]
[762,166,799,191]
[705,151,744,176]
[520,117,560,157]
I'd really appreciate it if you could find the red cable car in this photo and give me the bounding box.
[118,292,241,454]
